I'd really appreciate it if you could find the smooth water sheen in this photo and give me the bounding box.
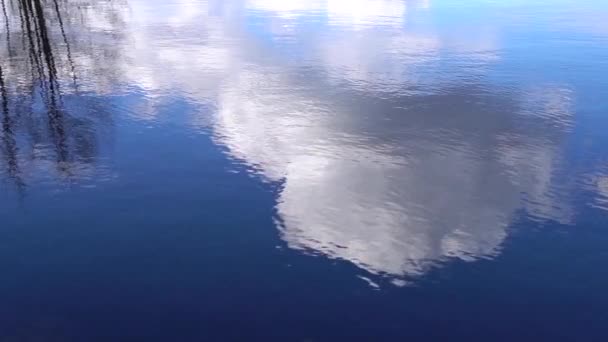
[1,0,607,340]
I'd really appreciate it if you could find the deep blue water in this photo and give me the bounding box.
[1,0,607,340]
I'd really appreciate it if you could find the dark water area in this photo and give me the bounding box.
[1,0,608,340]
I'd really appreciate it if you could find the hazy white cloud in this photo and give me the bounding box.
[114,0,576,281]
[326,0,407,27]
[247,0,324,17]
[596,176,608,209]
[212,67,573,279]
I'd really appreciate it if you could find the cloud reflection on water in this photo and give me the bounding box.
[115,0,586,281]
[214,70,573,278]
[2,0,605,283]
[204,1,575,279]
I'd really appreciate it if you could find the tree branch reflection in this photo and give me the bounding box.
[0,0,126,191]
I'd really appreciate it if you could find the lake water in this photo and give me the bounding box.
[1,0,607,340]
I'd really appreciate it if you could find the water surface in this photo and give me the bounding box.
[1,0,607,340]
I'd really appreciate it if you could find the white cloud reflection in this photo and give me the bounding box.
[214,69,571,278]
[118,0,584,282]
[247,0,324,17]
[326,0,407,27]
[596,177,608,211]
[247,0,428,26]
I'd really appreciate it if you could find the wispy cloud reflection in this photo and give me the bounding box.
[247,0,429,26]
[588,168,608,212]
[596,177,608,211]
[326,0,409,27]
[247,0,324,17]
[214,70,572,280]
[117,0,593,283]
[5,0,602,284]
